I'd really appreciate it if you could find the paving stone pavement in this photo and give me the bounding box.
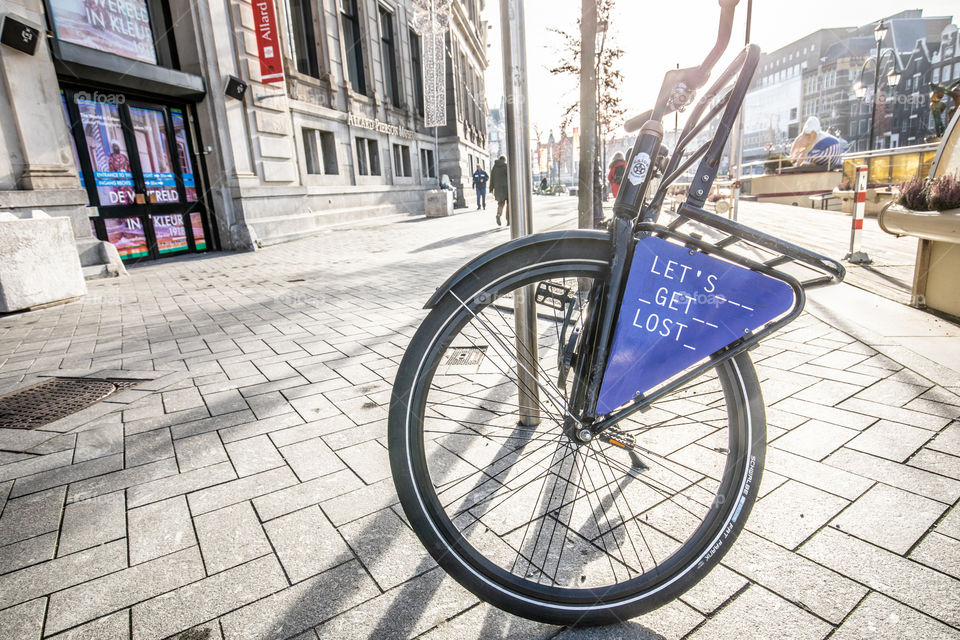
[0,197,958,640]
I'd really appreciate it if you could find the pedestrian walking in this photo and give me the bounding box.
[472,164,489,210]
[607,152,627,199]
[490,155,510,226]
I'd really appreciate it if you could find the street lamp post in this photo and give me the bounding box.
[855,20,900,152]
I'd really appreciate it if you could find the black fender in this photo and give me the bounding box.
[424,229,611,309]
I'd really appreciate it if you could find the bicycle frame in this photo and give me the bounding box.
[570,36,844,436]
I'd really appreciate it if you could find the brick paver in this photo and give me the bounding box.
[0,197,957,638]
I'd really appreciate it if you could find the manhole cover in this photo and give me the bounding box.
[0,377,142,430]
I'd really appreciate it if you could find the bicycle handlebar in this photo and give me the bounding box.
[624,0,740,131]
[691,1,738,87]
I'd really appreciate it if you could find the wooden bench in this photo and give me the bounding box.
[809,192,840,210]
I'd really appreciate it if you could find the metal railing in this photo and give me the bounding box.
[728,142,940,185]
[838,143,939,187]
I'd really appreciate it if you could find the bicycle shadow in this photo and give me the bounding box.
[321,382,668,639]
[410,228,503,253]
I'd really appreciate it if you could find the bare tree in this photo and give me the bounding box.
[549,0,626,140]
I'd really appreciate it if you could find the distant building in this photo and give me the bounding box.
[888,23,960,146]
[743,28,847,164]
[0,0,489,270]
[487,97,506,159]
[743,10,955,162]
[802,36,875,150]
[435,0,490,207]
[849,11,952,150]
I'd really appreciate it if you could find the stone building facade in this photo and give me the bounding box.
[742,10,954,161]
[0,0,488,266]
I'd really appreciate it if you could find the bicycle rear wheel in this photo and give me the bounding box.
[389,237,765,625]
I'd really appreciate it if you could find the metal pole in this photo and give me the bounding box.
[499,0,539,427]
[868,44,880,151]
[731,0,751,222]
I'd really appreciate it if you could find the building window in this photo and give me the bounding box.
[944,65,953,83]
[303,128,338,174]
[286,0,319,77]
[410,29,424,116]
[49,0,158,64]
[340,0,366,94]
[356,137,380,175]
[420,148,436,178]
[393,143,411,177]
[379,6,400,107]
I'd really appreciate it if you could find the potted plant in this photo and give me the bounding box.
[763,153,792,175]
[927,172,960,212]
[894,172,960,213]
[880,171,960,243]
[896,176,930,211]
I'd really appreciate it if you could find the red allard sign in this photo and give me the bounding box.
[253,0,283,83]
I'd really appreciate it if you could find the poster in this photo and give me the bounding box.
[171,109,197,202]
[152,214,188,254]
[77,98,136,206]
[104,217,148,259]
[49,0,157,64]
[190,212,206,251]
[130,107,179,203]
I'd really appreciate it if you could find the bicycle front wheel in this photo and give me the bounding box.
[389,236,765,626]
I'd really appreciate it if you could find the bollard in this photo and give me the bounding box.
[844,165,872,264]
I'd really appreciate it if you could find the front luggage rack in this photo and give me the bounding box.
[654,202,846,290]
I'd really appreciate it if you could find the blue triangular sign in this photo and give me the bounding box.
[597,235,796,415]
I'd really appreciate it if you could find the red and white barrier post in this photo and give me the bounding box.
[844,164,872,264]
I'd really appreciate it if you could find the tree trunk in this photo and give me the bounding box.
[577,0,597,230]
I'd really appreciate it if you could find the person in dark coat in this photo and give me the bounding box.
[472,164,489,210]
[607,152,627,199]
[489,155,510,226]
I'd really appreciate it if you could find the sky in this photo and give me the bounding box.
[483,1,959,140]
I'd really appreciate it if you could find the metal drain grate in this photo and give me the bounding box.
[443,346,487,367]
[0,377,142,430]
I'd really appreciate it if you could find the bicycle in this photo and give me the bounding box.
[389,0,845,626]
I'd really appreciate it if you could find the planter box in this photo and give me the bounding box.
[0,210,86,312]
[879,205,960,243]
[879,204,960,318]
[425,190,455,217]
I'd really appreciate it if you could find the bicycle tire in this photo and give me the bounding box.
[389,236,765,626]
